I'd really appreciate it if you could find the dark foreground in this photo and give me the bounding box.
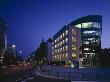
[0,65,70,82]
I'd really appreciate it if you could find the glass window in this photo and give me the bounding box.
[72,37,76,42]
[63,33,65,37]
[84,48,90,51]
[66,38,68,43]
[72,29,76,35]
[55,40,57,43]
[82,22,101,28]
[83,41,89,44]
[72,53,76,58]
[65,53,68,58]
[72,45,76,50]
[75,24,81,28]
[65,30,68,35]
[65,46,68,50]
[60,35,62,39]
[60,41,62,46]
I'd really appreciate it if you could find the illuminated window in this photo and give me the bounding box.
[63,33,65,37]
[55,55,57,59]
[55,40,57,43]
[72,37,76,42]
[60,48,62,52]
[60,41,62,46]
[57,43,59,47]
[83,41,89,44]
[72,53,76,58]
[65,30,68,35]
[75,24,81,28]
[60,35,62,39]
[65,46,68,50]
[72,45,76,50]
[82,22,101,28]
[72,29,76,35]
[55,45,57,48]
[84,48,90,51]
[63,40,65,44]
[65,53,68,58]
[66,38,68,43]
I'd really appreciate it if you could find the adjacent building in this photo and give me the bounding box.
[0,17,7,63]
[51,15,102,67]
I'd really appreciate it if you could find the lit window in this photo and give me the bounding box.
[66,38,68,43]
[60,41,62,46]
[60,35,62,39]
[83,41,89,44]
[55,40,57,43]
[75,24,81,28]
[65,53,68,58]
[63,40,65,44]
[60,48,62,52]
[84,48,90,51]
[55,55,57,59]
[55,45,57,48]
[72,37,76,42]
[72,29,76,35]
[72,53,76,58]
[65,46,68,50]
[65,30,68,35]
[63,33,65,37]
[72,45,76,50]
[57,43,59,47]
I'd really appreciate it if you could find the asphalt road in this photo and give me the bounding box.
[0,65,70,82]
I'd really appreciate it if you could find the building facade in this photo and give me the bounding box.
[51,15,102,67]
[52,26,82,67]
[0,17,7,63]
[70,15,102,67]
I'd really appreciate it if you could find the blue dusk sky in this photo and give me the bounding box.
[0,0,110,58]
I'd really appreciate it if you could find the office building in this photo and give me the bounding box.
[0,17,7,63]
[51,15,102,67]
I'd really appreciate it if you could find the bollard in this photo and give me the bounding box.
[57,71,58,77]
[69,72,70,78]
[81,72,84,79]
[96,72,99,80]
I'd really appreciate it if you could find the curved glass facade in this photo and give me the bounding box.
[70,15,102,67]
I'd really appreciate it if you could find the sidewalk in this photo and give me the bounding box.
[36,66,110,82]
[36,66,70,80]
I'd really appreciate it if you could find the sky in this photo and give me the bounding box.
[0,0,110,58]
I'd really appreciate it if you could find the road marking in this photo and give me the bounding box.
[21,77,35,82]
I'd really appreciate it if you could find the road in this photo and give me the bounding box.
[0,64,70,82]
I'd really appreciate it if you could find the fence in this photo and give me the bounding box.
[39,65,110,81]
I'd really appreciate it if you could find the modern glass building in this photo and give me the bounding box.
[51,15,102,67]
[70,15,102,67]
[0,16,7,63]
